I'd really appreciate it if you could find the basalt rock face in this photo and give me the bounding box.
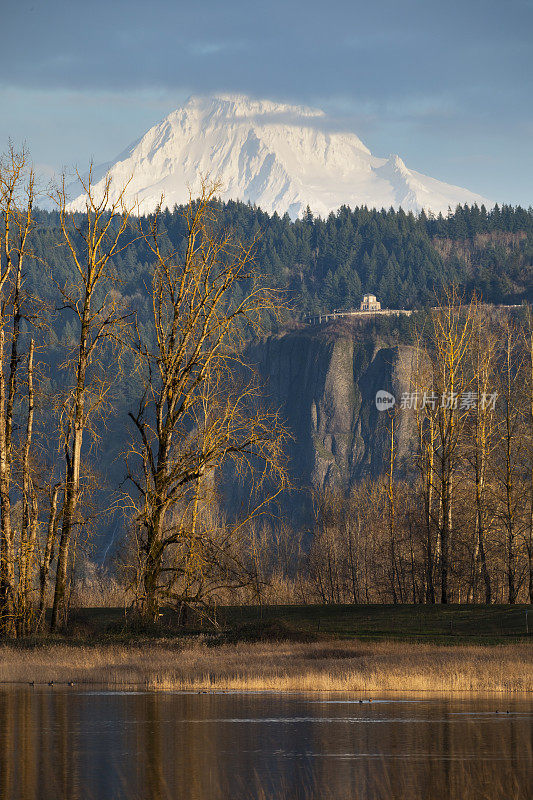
[247,323,417,494]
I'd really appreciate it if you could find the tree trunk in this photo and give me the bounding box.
[425,433,436,604]
[51,312,88,632]
[37,484,60,630]
[0,331,15,635]
[19,340,36,634]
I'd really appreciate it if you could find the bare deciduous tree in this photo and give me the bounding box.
[126,181,289,621]
[50,169,134,631]
[464,304,497,602]
[524,306,533,602]
[493,317,526,604]
[0,145,36,634]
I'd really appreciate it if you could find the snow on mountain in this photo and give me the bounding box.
[67,94,491,218]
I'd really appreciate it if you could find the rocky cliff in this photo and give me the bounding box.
[247,321,418,494]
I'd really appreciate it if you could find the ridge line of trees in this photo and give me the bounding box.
[29,199,533,325]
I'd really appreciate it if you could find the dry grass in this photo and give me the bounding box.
[0,639,531,693]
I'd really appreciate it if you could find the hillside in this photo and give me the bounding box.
[32,201,533,318]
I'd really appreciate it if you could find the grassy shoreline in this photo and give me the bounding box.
[2,606,530,693]
[1,639,530,693]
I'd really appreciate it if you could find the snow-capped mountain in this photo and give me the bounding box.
[68,94,491,218]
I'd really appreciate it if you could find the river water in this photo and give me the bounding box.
[0,689,530,799]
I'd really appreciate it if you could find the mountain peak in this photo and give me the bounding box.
[68,93,491,218]
[387,154,410,174]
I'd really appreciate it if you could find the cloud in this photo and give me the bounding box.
[189,41,248,57]
[1,0,528,100]
[0,0,531,206]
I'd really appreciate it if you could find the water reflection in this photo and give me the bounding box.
[0,689,530,799]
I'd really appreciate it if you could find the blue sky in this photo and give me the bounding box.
[1,0,532,206]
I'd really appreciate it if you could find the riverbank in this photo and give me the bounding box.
[1,639,530,693]
[44,603,533,645]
